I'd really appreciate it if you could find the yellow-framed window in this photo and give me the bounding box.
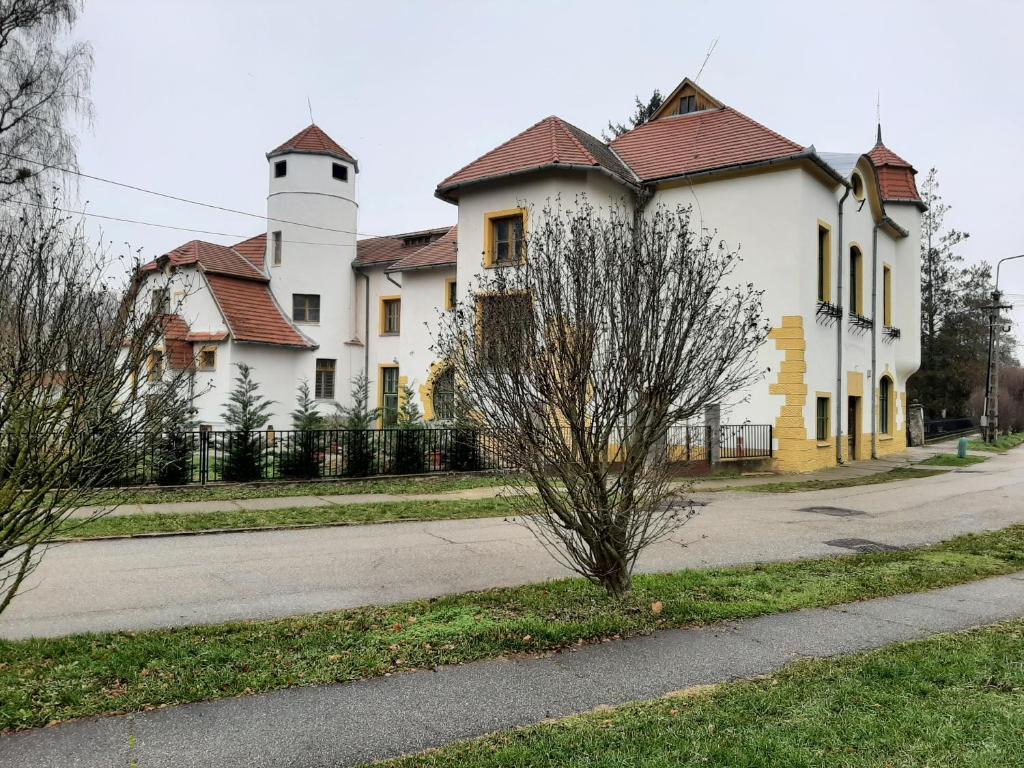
[879,376,894,435]
[883,265,893,327]
[379,365,400,426]
[815,395,831,442]
[849,245,863,315]
[483,209,527,267]
[445,278,457,311]
[379,297,401,335]
[197,347,217,370]
[146,349,164,383]
[817,221,832,303]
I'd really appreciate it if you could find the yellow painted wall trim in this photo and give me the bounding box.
[418,360,449,422]
[444,278,457,311]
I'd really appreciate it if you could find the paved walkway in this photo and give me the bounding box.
[4,448,1021,639]
[3,573,1022,768]
[69,442,968,519]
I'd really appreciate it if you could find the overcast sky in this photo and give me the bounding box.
[74,1,1024,329]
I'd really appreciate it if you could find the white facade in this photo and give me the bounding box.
[137,85,923,472]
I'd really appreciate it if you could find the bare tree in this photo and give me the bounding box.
[0,0,93,189]
[0,197,194,614]
[434,198,769,596]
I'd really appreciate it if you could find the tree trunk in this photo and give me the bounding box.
[596,558,632,598]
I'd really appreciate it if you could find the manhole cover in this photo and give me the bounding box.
[825,538,903,553]
[799,506,865,517]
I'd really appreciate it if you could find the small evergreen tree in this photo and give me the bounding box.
[155,388,198,486]
[221,363,273,482]
[279,379,322,479]
[603,89,664,140]
[336,372,377,476]
[392,379,426,474]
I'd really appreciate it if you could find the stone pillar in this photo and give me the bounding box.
[908,401,925,447]
[705,403,721,465]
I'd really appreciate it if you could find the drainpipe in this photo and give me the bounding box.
[871,222,880,459]
[835,184,851,465]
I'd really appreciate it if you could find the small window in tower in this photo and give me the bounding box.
[274,160,287,178]
[272,231,282,266]
[332,163,348,181]
[197,348,217,370]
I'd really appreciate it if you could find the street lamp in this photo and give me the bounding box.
[982,254,1024,442]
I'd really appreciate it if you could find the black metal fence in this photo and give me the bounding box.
[923,417,978,442]
[110,422,774,488]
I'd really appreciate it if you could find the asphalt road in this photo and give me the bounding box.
[1,452,1022,639]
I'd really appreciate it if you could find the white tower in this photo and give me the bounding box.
[265,125,359,403]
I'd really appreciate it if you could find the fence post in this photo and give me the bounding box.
[705,403,721,465]
[199,429,210,485]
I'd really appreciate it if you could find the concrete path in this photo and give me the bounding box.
[67,442,969,519]
[2,573,1022,768]
[2,449,1021,639]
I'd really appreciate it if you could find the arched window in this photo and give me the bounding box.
[432,367,455,422]
[879,376,893,435]
[849,246,863,315]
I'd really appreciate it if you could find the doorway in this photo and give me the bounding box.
[847,396,861,460]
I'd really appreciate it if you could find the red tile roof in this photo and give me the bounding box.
[160,314,195,370]
[155,240,266,280]
[436,116,636,199]
[867,141,921,204]
[354,227,452,267]
[205,273,314,349]
[609,107,805,182]
[268,124,356,165]
[387,226,457,272]
[232,233,267,271]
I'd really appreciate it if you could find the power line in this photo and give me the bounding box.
[0,149,383,238]
[1,195,355,248]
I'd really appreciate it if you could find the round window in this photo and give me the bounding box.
[851,172,865,201]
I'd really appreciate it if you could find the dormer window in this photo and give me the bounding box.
[679,95,697,114]
[332,163,348,181]
[403,234,433,248]
[274,160,287,178]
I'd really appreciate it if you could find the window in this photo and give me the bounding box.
[315,358,336,400]
[380,297,401,335]
[274,160,287,178]
[883,265,893,327]
[879,377,893,435]
[445,278,457,311]
[849,246,863,314]
[815,396,830,442]
[817,222,832,303]
[484,210,526,267]
[478,293,532,368]
[679,95,697,114]
[293,294,320,323]
[432,367,455,421]
[198,348,216,370]
[332,162,348,181]
[151,287,169,315]
[851,172,865,201]
[147,350,164,383]
[380,366,399,427]
[272,231,282,266]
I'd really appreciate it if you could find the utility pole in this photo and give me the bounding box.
[981,290,1010,442]
[983,251,1024,442]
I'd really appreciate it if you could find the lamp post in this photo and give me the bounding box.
[982,254,1024,442]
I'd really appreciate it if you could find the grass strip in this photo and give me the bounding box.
[54,498,517,540]
[967,432,1024,453]
[712,466,946,493]
[378,620,1024,767]
[918,454,988,467]
[82,473,514,507]
[2,525,1023,732]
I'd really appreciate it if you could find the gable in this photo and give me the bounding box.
[649,77,724,121]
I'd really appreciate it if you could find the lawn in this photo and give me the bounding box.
[2,525,1023,731]
[378,620,1024,767]
[54,498,517,540]
[967,432,1024,453]
[81,473,515,506]
[712,466,946,493]
[918,454,988,467]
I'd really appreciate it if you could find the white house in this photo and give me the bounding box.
[138,76,924,472]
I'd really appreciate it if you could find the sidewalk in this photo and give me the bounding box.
[3,573,1021,768]
[71,442,971,518]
